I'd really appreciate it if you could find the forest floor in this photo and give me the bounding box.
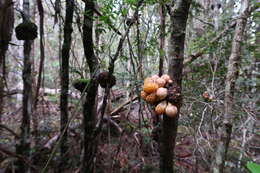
[0,91,259,173]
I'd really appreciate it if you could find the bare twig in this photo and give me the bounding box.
[184,21,236,66]
[110,96,138,116]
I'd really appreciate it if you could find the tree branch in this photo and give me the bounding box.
[184,21,236,66]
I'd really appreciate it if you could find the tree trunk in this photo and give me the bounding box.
[15,0,34,171]
[35,0,44,108]
[160,0,191,173]
[15,0,34,172]
[59,0,74,170]
[0,0,14,128]
[81,1,100,172]
[136,12,143,79]
[158,1,166,76]
[210,0,250,172]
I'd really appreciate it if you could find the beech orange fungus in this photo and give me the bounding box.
[156,88,168,100]
[156,78,166,87]
[140,74,178,117]
[143,82,158,94]
[145,93,157,104]
[165,103,178,117]
[155,101,167,115]
[140,90,148,100]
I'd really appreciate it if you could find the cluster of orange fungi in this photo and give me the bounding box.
[140,74,178,117]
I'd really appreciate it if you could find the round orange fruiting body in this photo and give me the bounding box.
[156,87,168,100]
[155,101,167,115]
[145,93,157,104]
[165,103,178,117]
[151,75,159,80]
[161,74,170,82]
[156,78,166,88]
[143,82,158,94]
[144,77,154,84]
[140,90,148,100]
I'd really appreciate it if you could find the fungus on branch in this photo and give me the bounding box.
[98,71,116,88]
[15,21,37,40]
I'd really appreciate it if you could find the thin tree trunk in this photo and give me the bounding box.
[154,1,166,127]
[18,39,33,172]
[60,0,74,170]
[35,0,44,108]
[0,0,14,129]
[160,0,191,173]
[81,1,100,172]
[29,0,45,150]
[136,12,143,79]
[15,0,34,172]
[159,2,166,76]
[210,0,250,172]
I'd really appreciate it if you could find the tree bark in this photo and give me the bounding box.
[16,9,33,173]
[35,0,44,108]
[15,0,34,172]
[136,11,143,79]
[60,0,74,170]
[158,1,166,76]
[0,0,14,129]
[210,0,250,172]
[81,1,100,172]
[160,0,191,173]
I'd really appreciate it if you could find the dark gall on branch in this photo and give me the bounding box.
[15,22,38,40]
[98,71,116,88]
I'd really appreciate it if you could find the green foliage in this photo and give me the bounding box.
[246,162,260,173]
[72,78,90,92]
[124,0,137,7]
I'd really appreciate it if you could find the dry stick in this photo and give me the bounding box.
[183,21,236,66]
[43,134,59,149]
[0,145,37,170]
[110,96,138,116]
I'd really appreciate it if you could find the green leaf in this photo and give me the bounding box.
[247,162,260,173]
[121,7,127,17]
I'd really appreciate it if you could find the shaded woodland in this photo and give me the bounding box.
[0,0,259,172]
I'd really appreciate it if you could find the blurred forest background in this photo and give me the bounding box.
[0,0,259,172]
